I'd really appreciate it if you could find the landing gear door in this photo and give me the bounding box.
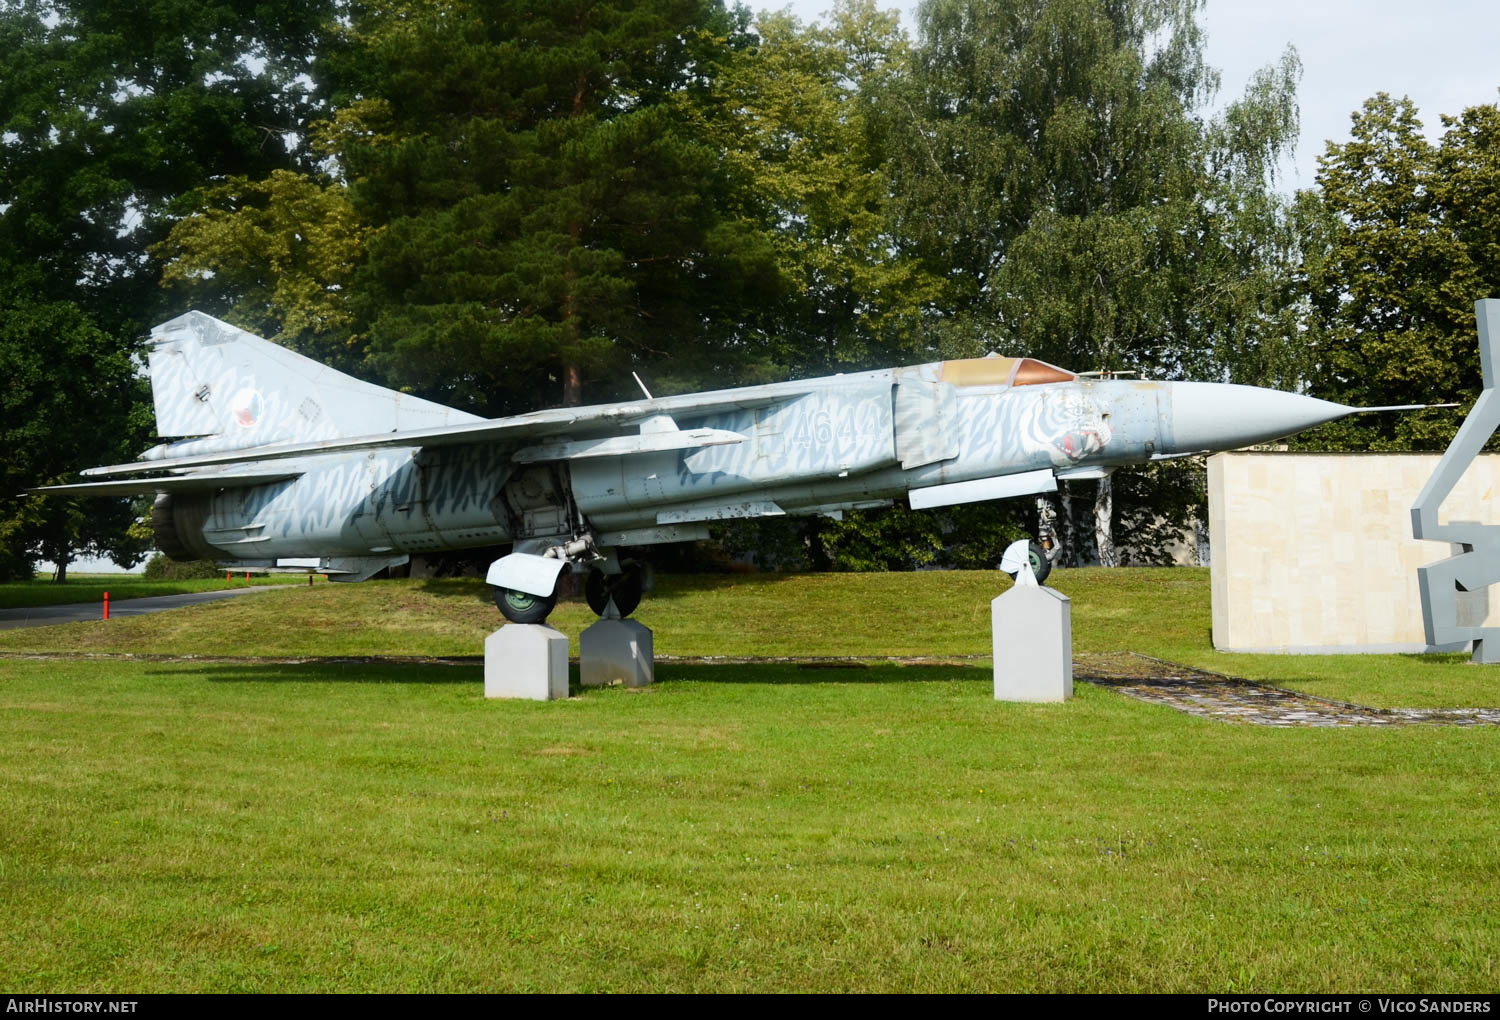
[893,365,960,469]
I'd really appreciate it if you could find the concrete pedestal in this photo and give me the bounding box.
[992,584,1072,702]
[485,624,569,700]
[580,617,654,688]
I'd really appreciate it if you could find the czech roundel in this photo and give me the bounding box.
[229,387,263,429]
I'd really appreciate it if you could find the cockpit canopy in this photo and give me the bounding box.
[938,357,1077,388]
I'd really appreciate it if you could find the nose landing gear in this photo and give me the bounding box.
[1001,539,1053,584]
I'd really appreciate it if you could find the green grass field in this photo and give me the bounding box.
[2,568,1495,707]
[0,573,306,609]
[1,568,1498,991]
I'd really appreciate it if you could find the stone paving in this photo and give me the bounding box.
[1074,652,1500,728]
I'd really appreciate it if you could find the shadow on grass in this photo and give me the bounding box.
[1397,651,1483,668]
[146,660,985,687]
[149,662,481,685]
[660,663,985,686]
[413,577,494,602]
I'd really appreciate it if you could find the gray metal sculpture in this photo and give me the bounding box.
[1413,299,1500,663]
[35,311,1407,625]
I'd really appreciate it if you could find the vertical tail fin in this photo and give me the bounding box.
[146,312,479,452]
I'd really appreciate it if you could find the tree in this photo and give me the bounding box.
[889,0,1305,565]
[154,166,369,370]
[296,0,784,416]
[1304,93,1487,452]
[684,1,943,378]
[0,0,338,572]
[0,0,337,330]
[0,279,153,580]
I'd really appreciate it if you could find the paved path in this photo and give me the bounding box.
[1075,652,1500,727]
[0,586,292,631]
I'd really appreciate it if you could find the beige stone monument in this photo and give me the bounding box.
[1209,451,1500,654]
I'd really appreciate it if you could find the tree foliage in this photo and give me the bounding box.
[323,0,782,415]
[0,0,336,327]
[684,1,943,378]
[885,0,1305,565]
[154,167,368,368]
[0,0,335,572]
[893,0,1304,379]
[0,278,153,579]
[1307,93,1500,451]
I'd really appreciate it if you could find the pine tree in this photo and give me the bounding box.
[329,0,778,415]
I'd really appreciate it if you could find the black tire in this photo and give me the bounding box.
[584,564,643,617]
[493,585,558,624]
[1028,540,1052,584]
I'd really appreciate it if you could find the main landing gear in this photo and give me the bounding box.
[584,562,644,617]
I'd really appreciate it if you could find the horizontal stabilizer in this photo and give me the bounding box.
[28,469,303,498]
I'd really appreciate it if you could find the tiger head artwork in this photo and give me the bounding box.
[1018,389,1113,464]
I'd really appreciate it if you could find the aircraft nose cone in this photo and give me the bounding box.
[1166,382,1353,454]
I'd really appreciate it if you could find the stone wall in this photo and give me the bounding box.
[1207,451,1500,653]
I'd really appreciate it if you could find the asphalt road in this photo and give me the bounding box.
[0,585,293,630]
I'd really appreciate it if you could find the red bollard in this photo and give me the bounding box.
[226,570,231,582]
[102,591,109,620]
[244,571,249,580]
[308,574,313,587]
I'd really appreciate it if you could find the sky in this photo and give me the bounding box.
[756,0,1500,188]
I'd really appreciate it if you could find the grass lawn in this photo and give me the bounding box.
[1,568,1497,991]
[0,573,308,610]
[2,568,1496,708]
[2,656,1497,992]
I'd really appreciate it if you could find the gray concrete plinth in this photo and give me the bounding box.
[580,617,654,688]
[485,624,569,700]
[992,584,1072,702]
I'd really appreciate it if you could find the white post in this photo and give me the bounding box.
[991,557,1072,702]
[484,624,570,700]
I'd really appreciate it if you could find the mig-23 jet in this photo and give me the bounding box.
[32,311,1404,624]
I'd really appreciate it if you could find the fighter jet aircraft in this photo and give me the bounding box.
[32,311,1403,624]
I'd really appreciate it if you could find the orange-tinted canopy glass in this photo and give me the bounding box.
[939,357,1076,387]
[1011,359,1076,386]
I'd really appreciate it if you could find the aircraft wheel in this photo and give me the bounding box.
[585,564,643,617]
[493,585,558,625]
[1028,540,1052,584]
